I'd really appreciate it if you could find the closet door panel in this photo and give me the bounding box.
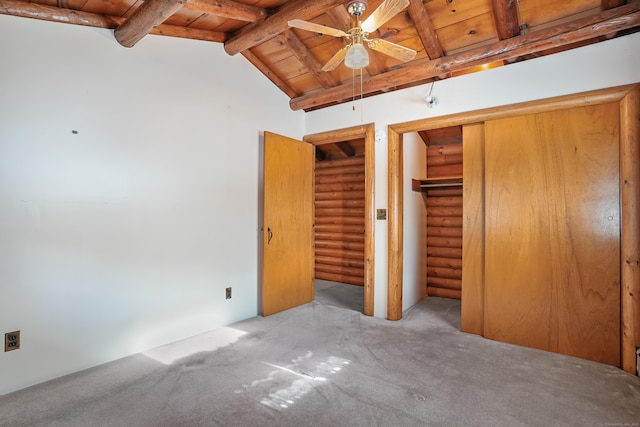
[483,103,620,366]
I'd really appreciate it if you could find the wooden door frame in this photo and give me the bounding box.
[387,84,640,375]
[304,124,376,316]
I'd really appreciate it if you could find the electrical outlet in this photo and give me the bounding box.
[226,287,232,300]
[5,331,20,352]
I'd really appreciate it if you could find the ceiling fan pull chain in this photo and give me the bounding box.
[352,67,356,111]
[360,67,364,123]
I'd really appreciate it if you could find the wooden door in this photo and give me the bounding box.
[263,132,314,316]
[483,103,620,366]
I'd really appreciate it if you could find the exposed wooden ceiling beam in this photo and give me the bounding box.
[183,0,268,23]
[491,0,520,40]
[336,142,356,157]
[280,30,338,88]
[290,3,640,110]
[152,23,226,42]
[223,0,344,56]
[407,0,443,59]
[241,49,300,99]
[0,0,119,27]
[115,0,187,48]
[0,0,225,42]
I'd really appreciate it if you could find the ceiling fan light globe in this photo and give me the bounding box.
[345,44,370,69]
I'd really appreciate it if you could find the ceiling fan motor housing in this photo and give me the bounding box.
[346,0,368,17]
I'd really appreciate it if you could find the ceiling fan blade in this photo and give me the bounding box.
[288,19,348,38]
[321,45,350,71]
[368,38,416,62]
[361,0,410,33]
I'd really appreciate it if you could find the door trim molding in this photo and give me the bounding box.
[305,124,376,316]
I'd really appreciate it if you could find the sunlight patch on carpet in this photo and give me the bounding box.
[142,326,247,365]
[234,351,351,411]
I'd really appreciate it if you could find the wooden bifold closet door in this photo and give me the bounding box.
[482,103,621,366]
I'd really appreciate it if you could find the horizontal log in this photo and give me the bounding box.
[315,191,365,201]
[184,0,268,22]
[427,153,463,167]
[316,240,365,251]
[426,196,463,207]
[426,276,462,290]
[315,232,364,242]
[316,263,364,277]
[316,256,365,269]
[426,256,462,269]
[426,206,463,217]
[425,188,463,197]
[315,224,365,234]
[315,182,366,193]
[427,217,463,227]
[316,248,363,260]
[315,216,364,225]
[316,199,365,208]
[427,144,463,157]
[0,0,226,42]
[316,156,365,169]
[427,226,462,238]
[315,207,365,217]
[427,246,462,258]
[428,164,464,177]
[315,165,365,176]
[316,173,365,184]
[427,236,463,248]
[427,266,462,280]
[427,287,461,300]
[316,271,364,286]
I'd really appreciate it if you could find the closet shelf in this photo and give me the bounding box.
[412,176,463,192]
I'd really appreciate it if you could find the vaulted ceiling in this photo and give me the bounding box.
[2,0,639,111]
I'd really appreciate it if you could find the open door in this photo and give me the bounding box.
[262,131,314,316]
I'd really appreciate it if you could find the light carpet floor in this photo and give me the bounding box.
[1,296,639,426]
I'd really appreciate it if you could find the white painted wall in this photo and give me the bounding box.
[305,32,640,319]
[402,133,427,311]
[0,15,304,394]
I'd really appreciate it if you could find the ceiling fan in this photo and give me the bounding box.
[288,0,417,71]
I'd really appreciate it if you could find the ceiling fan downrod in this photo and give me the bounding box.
[346,0,367,17]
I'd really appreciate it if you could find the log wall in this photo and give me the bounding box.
[425,142,463,299]
[315,156,365,285]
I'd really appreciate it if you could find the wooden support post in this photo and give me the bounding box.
[388,129,403,320]
[620,85,640,375]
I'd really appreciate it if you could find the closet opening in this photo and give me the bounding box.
[304,124,376,316]
[314,138,366,313]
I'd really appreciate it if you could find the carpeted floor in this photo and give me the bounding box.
[1,295,639,427]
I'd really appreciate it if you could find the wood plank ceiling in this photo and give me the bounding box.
[2,0,639,111]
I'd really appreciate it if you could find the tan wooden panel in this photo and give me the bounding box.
[435,12,498,55]
[263,132,314,316]
[461,123,485,335]
[519,0,600,28]
[424,0,492,29]
[483,104,620,366]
